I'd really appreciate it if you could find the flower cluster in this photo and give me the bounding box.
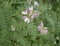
[38,21,48,35]
[21,1,49,35]
[22,6,39,23]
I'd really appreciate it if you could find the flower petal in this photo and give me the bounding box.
[40,21,44,27]
[40,29,48,35]
[22,10,28,15]
[29,6,33,11]
[22,16,30,23]
[27,6,33,15]
[31,11,39,18]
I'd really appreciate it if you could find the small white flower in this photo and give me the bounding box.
[38,21,48,35]
[11,25,15,31]
[22,10,28,15]
[22,16,30,23]
[34,1,39,6]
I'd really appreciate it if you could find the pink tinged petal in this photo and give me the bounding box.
[34,1,39,6]
[38,22,44,31]
[22,10,28,15]
[31,11,39,18]
[40,29,48,35]
[22,16,30,23]
[28,6,33,15]
[38,25,42,31]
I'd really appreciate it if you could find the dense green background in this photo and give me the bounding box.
[0,0,60,46]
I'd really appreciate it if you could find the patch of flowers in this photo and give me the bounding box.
[38,21,48,35]
[21,1,49,35]
[22,6,39,23]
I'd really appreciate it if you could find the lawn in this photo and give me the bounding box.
[0,0,60,46]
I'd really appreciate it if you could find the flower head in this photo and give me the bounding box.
[34,1,39,6]
[22,6,39,23]
[11,25,15,31]
[38,21,48,35]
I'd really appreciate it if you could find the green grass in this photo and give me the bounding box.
[0,0,60,46]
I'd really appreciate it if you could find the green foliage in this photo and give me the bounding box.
[0,0,60,46]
